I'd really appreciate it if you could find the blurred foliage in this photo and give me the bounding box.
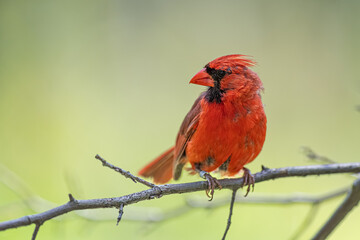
[0,0,360,239]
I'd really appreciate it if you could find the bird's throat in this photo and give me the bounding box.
[205,87,224,103]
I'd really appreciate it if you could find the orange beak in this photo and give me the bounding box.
[189,68,214,87]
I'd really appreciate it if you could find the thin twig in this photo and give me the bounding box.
[6,161,350,231]
[124,187,349,225]
[302,147,360,179]
[312,178,360,240]
[116,203,124,225]
[222,189,238,240]
[68,194,76,203]
[0,163,34,199]
[290,203,320,240]
[137,187,349,236]
[302,147,337,164]
[95,154,156,188]
[186,187,348,209]
[31,223,41,240]
[1,162,359,233]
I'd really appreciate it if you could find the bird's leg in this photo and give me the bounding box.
[198,170,222,201]
[241,167,255,197]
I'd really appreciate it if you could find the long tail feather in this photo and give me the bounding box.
[138,147,174,184]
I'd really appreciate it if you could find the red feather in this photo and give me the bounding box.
[139,55,266,184]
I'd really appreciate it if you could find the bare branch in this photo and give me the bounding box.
[0,163,34,199]
[31,223,41,240]
[222,189,238,240]
[0,162,360,233]
[290,204,320,240]
[312,178,360,240]
[95,154,156,188]
[186,187,348,209]
[116,203,124,225]
[302,147,337,164]
[302,147,360,179]
[121,187,349,225]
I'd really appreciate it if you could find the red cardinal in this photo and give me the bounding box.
[139,55,266,198]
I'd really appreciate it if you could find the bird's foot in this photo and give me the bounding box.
[199,171,222,201]
[241,168,255,197]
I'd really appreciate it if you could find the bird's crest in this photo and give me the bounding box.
[207,54,256,71]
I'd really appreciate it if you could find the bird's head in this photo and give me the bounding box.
[189,54,263,102]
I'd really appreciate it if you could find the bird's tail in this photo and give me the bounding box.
[138,146,174,184]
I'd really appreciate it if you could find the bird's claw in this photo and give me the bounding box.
[199,171,222,201]
[241,168,255,197]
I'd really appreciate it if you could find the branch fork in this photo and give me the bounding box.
[1,156,360,240]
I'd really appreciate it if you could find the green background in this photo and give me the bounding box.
[1,0,360,239]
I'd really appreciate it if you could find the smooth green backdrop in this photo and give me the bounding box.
[1,0,359,239]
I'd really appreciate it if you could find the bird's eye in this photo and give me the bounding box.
[217,70,226,79]
[205,67,227,81]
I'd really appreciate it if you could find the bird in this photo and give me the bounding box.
[138,54,267,199]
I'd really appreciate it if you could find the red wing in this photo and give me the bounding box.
[173,92,205,179]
